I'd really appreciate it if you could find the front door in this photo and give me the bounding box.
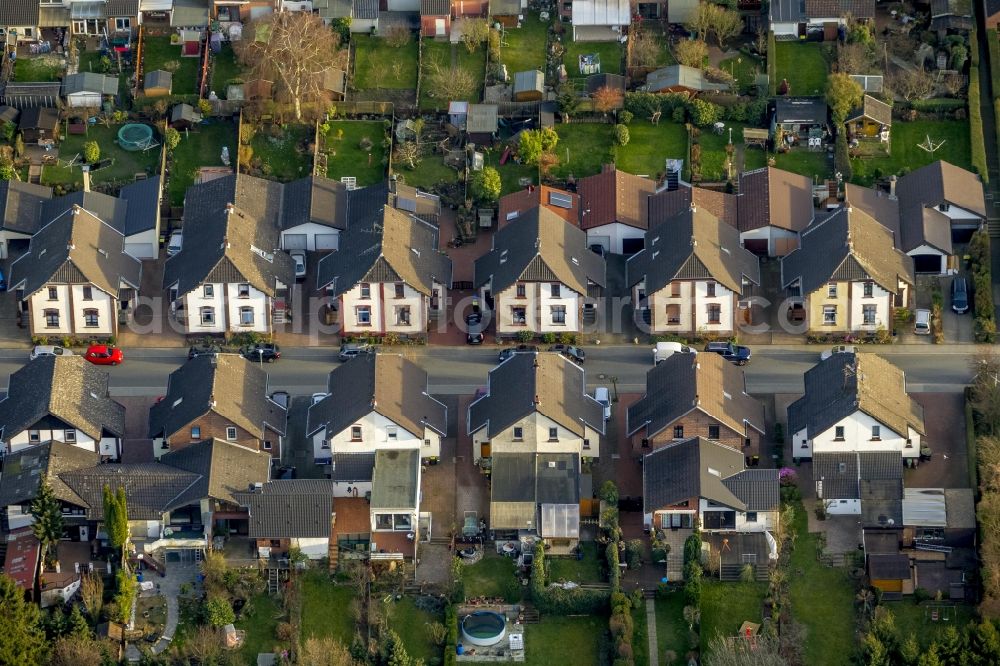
[435,18,446,36]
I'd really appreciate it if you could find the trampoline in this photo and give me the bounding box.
[461,611,507,647]
[117,123,155,151]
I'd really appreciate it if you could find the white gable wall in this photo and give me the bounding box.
[795,410,920,459]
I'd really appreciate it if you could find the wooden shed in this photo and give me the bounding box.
[19,107,60,145]
[512,70,545,102]
[868,553,911,595]
[144,70,173,97]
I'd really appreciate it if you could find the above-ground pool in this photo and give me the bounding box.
[461,610,507,647]
[117,123,155,151]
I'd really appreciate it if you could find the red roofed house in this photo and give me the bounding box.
[578,165,657,255]
[498,185,581,227]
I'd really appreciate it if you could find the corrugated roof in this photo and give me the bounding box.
[0,0,40,27]
[805,0,875,18]
[645,65,731,93]
[467,104,499,133]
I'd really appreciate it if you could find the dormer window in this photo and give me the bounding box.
[939,203,950,212]
[203,284,214,298]
[238,283,251,298]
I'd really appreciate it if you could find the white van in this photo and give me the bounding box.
[652,341,697,365]
[914,309,931,335]
[594,387,611,421]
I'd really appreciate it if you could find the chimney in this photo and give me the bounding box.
[689,201,697,213]
[533,394,540,406]
[82,167,91,193]
[888,175,898,200]
[72,204,80,215]
[371,397,378,409]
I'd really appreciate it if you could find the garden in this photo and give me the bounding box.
[698,581,766,653]
[166,119,237,207]
[242,122,315,182]
[42,123,162,189]
[300,570,358,644]
[210,44,244,98]
[141,35,199,94]
[13,54,64,82]
[525,615,605,666]
[551,123,614,180]
[561,37,624,79]
[353,33,420,91]
[500,13,551,75]
[319,120,389,185]
[772,41,830,96]
[614,122,688,180]
[850,120,972,186]
[419,40,486,111]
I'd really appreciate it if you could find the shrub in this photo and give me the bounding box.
[541,333,557,344]
[618,110,633,125]
[205,596,235,627]
[834,131,851,182]
[607,542,621,590]
[516,330,534,343]
[83,140,100,164]
[624,539,643,570]
[164,127,181,151]
[275,622,295,640]
[969,68,990,183]
[599,480,620,506]
[614,124,630,146]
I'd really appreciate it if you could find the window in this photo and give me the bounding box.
[862,304,876,326]
[708,425,720,440]
[827,282,837,298]
[863,282,874,298]
[746,511,758,522]
[666,304,681,325]
[375,514,393,530]
[239,306,254,326]
[516,284,526,299]
[673,425,684,439]
[82,286,93,300]
[511,307,526,325]
[322,439,331,449]
[387,426,397,440]
[551,284,561,298]
[64,430,76,442]
[226,426,237,441]
[707,304,721,324]
[394,283,405,299]
[238,283,250,298]
[871,425,881,440]
[115,17,130,30]
[191,426,201,440]
[551,305,566,325]
[203,284,214,298]
[706,282,716,297]
[834,426,845,440]
[47,287,58,300]
[548,427,558,441]
[513,426,524,440]
[395,306,411,326]
[29,430,40,442]
[356,306,371,325]
[200,307,215,325]
[359,283,371,299]
[823,305,837,325]
[670,282,681,297]
[351,425,362,441]
[83,309,99,327]
[583,438,590,450]
[263,440,272,450]
[44,309,59,328]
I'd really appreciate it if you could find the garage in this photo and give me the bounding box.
[282,233,308,250]
[621,237,644,255]
[124,243,155,260]
[742,239,768,255]
[316,233,339,251]
[912,254,944,274]
[951,226,977,244]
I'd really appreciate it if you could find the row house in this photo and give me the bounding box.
[279,178,388,252]
[234,480,335,560]
[578,165,656,255]
[770,0,875,39]
[498,184,582,228]
[627,205,760,336]
[781,207,914,334]
[315,205,451,337]
[474,207,605,336]
[0,355,125,457]
[165,175,296,335]
[148,353,288,459]
[2,0,139,42]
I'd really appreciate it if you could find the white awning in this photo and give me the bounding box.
[140,0,175,10]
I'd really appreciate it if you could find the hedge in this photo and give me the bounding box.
[969,67,990,184]
[972,27,980,67]
[534,586,612,615]
[970,230,996,342]
[835,130,852,182]
[767,31,777,97]
[908,98,968,112]
[989,30,1000,95]
[444,604,458,666]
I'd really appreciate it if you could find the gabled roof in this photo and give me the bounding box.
[645,65,731,93]
[235,480,334,538]
[648,185,738,229]
[0,179,52,234]
[642,437,779,513]
[626,352,765,440]
[148,354,287,441]
[847,95,892,127]
[160,438,273,508]
[0,356,125,442]
[59,463,201,520]
[781,207,914,294]
[467,104,499,133]
[571,0,630,25]
[329,452,376,482]
[118,176,162,235]
[18,106,60,129]
[578,166,656,230]
[9,205,142,298]
[164,174,295,297]
[0,0,39,27]
[626,206,759,294]
[370,449,420,510]
[513,70,545,94]
[474,206,605,293]
[0,441,98,509]
[804,0,875,18]
[498,185,581,227]
[280,178,387,232]
[468,352,605,439]
[307,353,447,439]
[788,353,925,439]
[315,204,451,295]
[774,97,828,124]
[737,167,815,233]
[62,72,119,96]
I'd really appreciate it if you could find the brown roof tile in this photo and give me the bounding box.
[578,166,656,230]
[648,186,738,228]
[498,185,581,227]
[737,167,815,233]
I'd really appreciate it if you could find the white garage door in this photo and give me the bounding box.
[316,234,339,251]
[283,233,308,250]
[124,243,155,260]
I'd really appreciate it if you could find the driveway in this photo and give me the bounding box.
[905,393,971,489]
[281,395,326,479]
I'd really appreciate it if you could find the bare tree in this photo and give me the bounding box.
[383,25,412,48]
[837,42,876,75]
[592,85,623,114]
[940,71,966,97]
[754,27,767,57]
[457,18,491,54]
[393,141,421,169]
[705,632,788,666]
[710,5,743,49]
[687,4,712,41]
[629,29,663,68]
[675,39,709,68]
[424,55,477,102]
[234,12,342,120]
[79,573,104,621]
[300,637,358,666]
[887,67,936,102]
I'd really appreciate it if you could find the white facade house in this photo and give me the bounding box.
[579,166,657,255]
[278,178,389,252]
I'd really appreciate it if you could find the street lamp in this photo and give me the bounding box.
[610,376,619,404]
[257,348,264,367]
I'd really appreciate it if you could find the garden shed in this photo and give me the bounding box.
[512,70,545,102]
[144,70,173,97]
[466,104,498,144]
[18,107,60,145]
[169,103,202,129]
[61,72,118,108]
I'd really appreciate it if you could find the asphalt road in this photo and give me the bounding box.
[0,345,978,397]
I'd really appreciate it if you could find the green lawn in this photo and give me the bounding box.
[167,120,237,206]
[461,552,518,599]
[773,42,829,96]
[655,590,690,662]
[42,124,162,187]
[211,44,244,98]
[632,604,650,666]
[563,38,624,78]
[700,581,765,654]
[483,147,537,194]
[387,596,443,664]
[697,123,746,182]
[420,41,486,110]
[884,600,977,648]
[851,120,973,186]
[525,615,606,666]
[742,147,768,171]
[773,149,831,181]
[614,122,687,179]
[14,55,64,82]
[300,572,358,644]
[248,123,314,181]
[394,156,460,191]
[77,50,109,75]
[142,35,199,94]
[551,123,613,180]
[719,55,765,95]
[502,13,550,75]
[546,542,603,584]
[788,503,856,666]
[354,34,419,90]
[322,120,387,185]
[236,593,289,662]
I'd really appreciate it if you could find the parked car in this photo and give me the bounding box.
[338,343,373,362]
[499,344,539,362]
[652,341,697,365]
[914,308,931,335]
[166,230,183,257]
[704,341,751,365]
[548,344,585,364]
[466,312,485,345]
[84,344,123,366]
[241,343,281,363]
[820,345,857,361]
[29,345,72,360]
[290,250,307,281]
[594,386,611,421]
[270,391,290,408]
[951,277,969,314]
[311,392,327,405]
[188,343,220,360]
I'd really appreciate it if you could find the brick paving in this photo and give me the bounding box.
[456,395,490,528]
[420,395,459,538]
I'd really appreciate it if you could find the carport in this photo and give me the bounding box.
[622,237,644,255]
[912,253,946,274]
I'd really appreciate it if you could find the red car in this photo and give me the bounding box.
[84,344,124,366]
